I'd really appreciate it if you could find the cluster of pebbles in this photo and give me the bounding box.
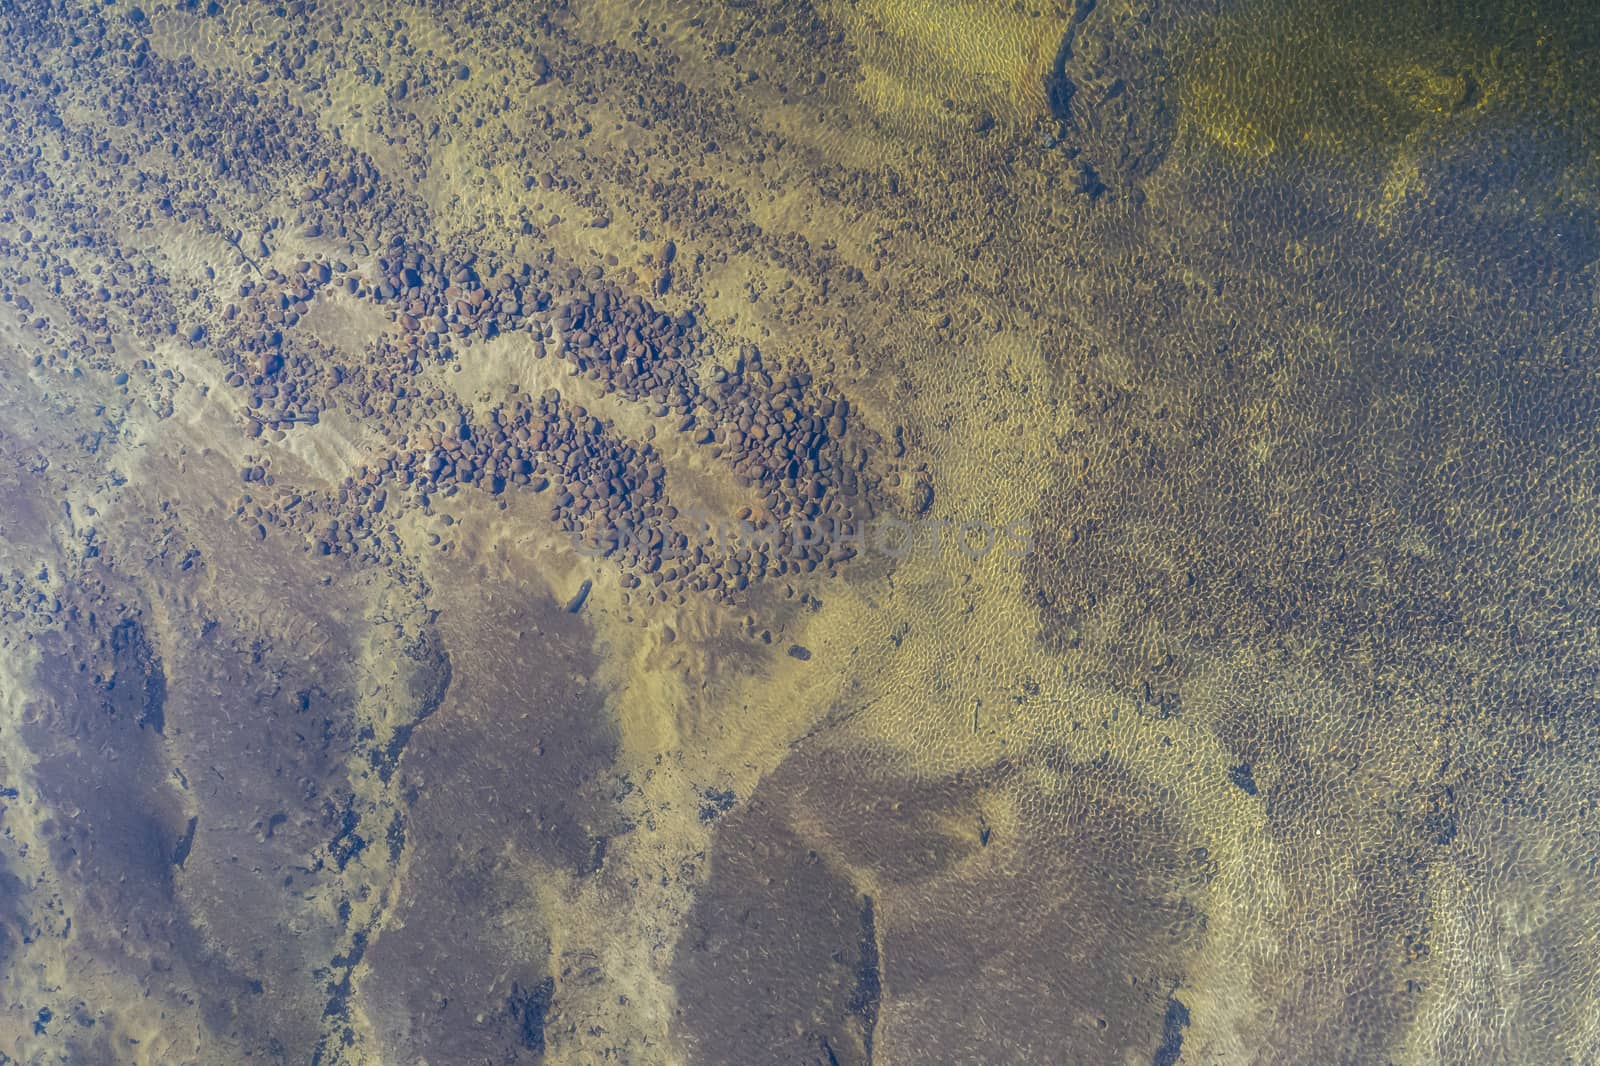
[0,3,895,608]
[213,237,888,604]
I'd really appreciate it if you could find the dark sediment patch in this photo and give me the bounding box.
[1228,762,1258,796]
[106,618,165,733]
[675,742,1210,1064]
[355,581,620,1064]
[1152,992,1190,1066]
[671,793,876,1066]
[21,602,358,1060]
[370,632,453,783]
[0,853,24,974]
[508,977,556,1054]
[850,895,881,1061]
[1042,0,1182,193]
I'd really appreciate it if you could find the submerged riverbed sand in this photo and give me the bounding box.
[1,0,1599,1063]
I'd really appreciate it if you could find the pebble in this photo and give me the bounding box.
[565,579,593,614]
[190,205,884,605]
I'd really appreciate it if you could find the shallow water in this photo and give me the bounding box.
[0,0,1597,1063]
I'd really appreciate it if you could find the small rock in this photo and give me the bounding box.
[566,579,593,613]
[1228,763,1258,796]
